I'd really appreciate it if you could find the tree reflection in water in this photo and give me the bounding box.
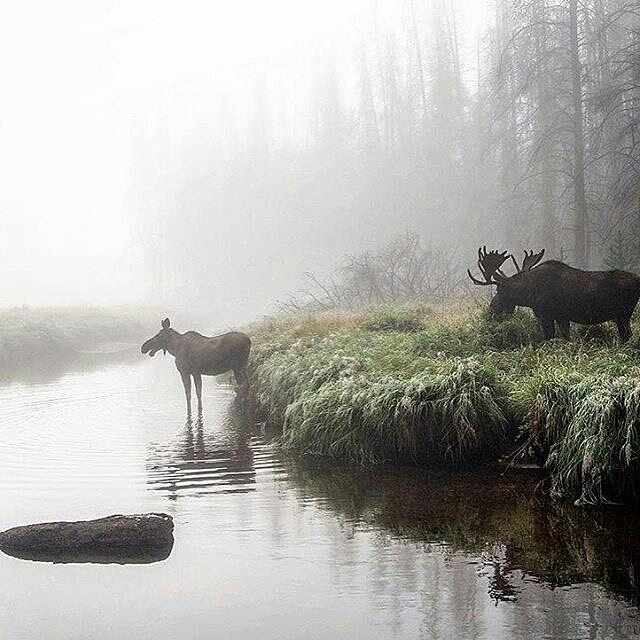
[285,461,640,606]
[143,405,640,636]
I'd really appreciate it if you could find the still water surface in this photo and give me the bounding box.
[0,353,639,639]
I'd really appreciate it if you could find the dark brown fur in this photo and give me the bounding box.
[490,260,640,342]
[141,318,251,416]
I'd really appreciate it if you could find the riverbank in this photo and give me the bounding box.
[249,304,640,505]
[0,306,152,377]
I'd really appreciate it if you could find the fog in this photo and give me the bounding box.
[2,1,639,325]
[0,1,486,322]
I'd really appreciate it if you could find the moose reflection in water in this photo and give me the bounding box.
[141,318,251,417]
[146,414,257,500]
[468,247,640,342]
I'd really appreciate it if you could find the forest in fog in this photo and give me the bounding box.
[129,0,640,319]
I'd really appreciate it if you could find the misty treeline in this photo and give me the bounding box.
[489,0,640,271]
[133,1,640,316]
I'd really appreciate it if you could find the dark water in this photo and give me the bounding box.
[1,356,639,639]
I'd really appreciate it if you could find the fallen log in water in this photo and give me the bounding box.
[0,513,174,564]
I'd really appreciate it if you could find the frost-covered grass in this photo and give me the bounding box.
[249,303,640,504]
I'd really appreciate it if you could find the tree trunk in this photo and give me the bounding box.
[501,4,520,247]
[408,0,428,122]
[570,0,588,267]
[536,0,557,255]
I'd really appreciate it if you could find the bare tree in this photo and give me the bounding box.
[278,233,467,312]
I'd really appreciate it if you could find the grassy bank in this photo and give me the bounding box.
[249,304,640,505]
[0,306,151,375]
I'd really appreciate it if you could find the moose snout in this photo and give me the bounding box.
[141,339,156,356]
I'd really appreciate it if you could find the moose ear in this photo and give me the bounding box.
[161,318,170,329]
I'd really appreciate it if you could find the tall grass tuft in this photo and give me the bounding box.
[548,377,640,504]
[509,367,583,456]
[275,357,508,465]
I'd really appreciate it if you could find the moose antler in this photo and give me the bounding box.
[511,249,545,273]
[467,246,510,286]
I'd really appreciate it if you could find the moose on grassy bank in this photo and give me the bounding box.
[141,318,251,417]
[468,247,640,342]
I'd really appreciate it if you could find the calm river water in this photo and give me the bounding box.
[1,352,640,639]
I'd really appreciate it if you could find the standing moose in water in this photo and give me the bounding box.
[141,318,251,417]
[468,247,640,342]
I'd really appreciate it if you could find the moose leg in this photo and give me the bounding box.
[193,373,203,416]
[233,368,249,414]
[616,317,632,344]
[233,367,248,396]
[557,320,570,340]
[537,316,556,340]
[180,371,192,418]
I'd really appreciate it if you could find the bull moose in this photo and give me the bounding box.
[141,318,251,417]
[467,247,640,342]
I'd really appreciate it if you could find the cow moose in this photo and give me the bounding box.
[467,247,640,343]
[141,318,251,417]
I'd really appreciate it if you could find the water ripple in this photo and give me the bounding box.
[0,360,285,512]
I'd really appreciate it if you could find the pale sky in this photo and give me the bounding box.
[0,0,490,307]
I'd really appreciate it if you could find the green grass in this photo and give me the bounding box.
[360,306,429,333]
[249,303,640,504]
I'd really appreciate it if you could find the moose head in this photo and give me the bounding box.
[141,318,173,357]
[468,247,545,315]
